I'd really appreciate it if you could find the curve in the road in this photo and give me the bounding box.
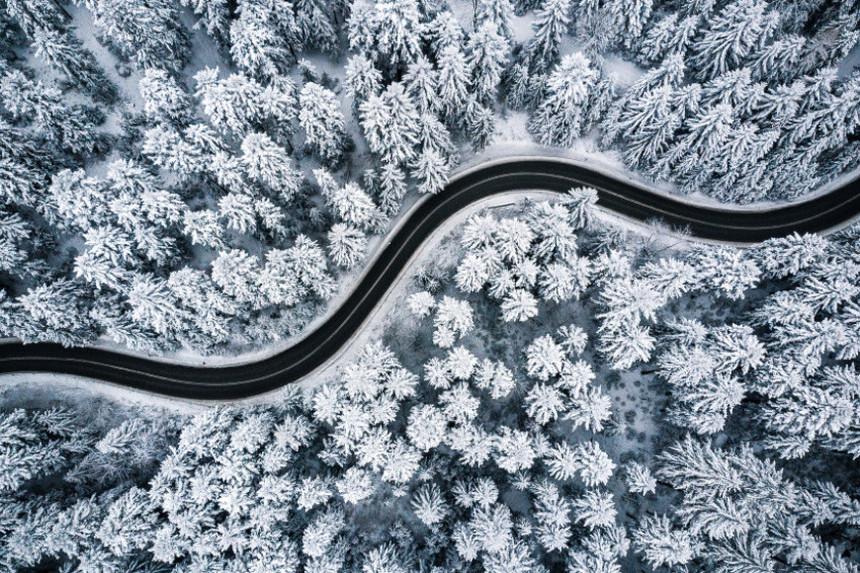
[1,157,860,400]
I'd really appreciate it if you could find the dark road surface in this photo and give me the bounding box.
[1,158,859,399]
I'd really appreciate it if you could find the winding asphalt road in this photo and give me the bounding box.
[1,157,859,400]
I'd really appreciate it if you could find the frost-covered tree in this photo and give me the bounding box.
[299,82,347,161]
[455,253,491,294]
[261,236,335,305]
[504,61,535,110]
[211,248,264,307]
[240,132,300,200]
[183,210,226,249]
[529,53,609,147]
[219,192,258,233]
[348,0,423,71]
[433,296,475,348]
[436,45,471,123]
[321,177,380,231]
[407,291,436,318]
[565,386,612,433]
[427,10,464,56]
[126,274,188,338]
[465,98,496,151]
[752,232,828,279]
[0,70,99,154]
[633,514,700,568]
[604,0,652,49]
[689,0,773,81]
[345,54,382,102]
[180,0,230,40]
[377,163,407,214]
[689,245,760,300]
[139,68,192,125]
[404,56,438,114]
[526,335,565,381]
[48,169,111,231]
[411,148,450,195]
[194,68,296,137]
[406,404,447,451]
[230,0,293,78]
[637,13,699,64]
[625,461,657,495]
[412,484,449,527]
[16,280,95,346]
[528,0,570,72]
[90,0,188,71]
[573,489,617,529]
[294,0,338,53]
[327,223,367,269]
[359,83,420,166]
[501,289,539,322]
[476,0,514,39]
[598,320,656,370]
[525,383,566,425]
[3,0,66,37]
[494,427,537,473]
[31,28,112,99]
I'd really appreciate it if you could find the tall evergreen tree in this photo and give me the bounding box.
[299,82,347,162]
[31,27,113,99]
[528,53,605,147]
[528,0,570,73]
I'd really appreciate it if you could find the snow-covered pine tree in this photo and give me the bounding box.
[637,13,699,64]
[299,82,347,162]
[689,0,773,81]
[359,82,421,166]
[139,68,192,126]
[180,0,230,41]
[410,148,450,195]
[230,0,294,78]
[345,54,382,103]
[240,132,301,201]
[403,56,438,114]
[528,53,604,147]
[436,44,471,124]
[31,28,113,100]
[604,0,652,49]
[633,514,700,568]
[3,0,66,37]
[527,0,570,73]
[476,0,514,39]
[467,22,509,104]
[90,0,188,71]
[0,69,100,155]
[294,0,338,54]
[327,223,367,269]
[428,9,465,57]
[374,162,406,215]
[211,248,265,307]
[347,0,423,72]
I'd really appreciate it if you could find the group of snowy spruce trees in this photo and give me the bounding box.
[4,192,860,573]
[0,0,858,353]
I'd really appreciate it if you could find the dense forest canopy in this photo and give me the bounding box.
[0,0,856,354]
[5,192,860,573]
[2,0,860,572]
